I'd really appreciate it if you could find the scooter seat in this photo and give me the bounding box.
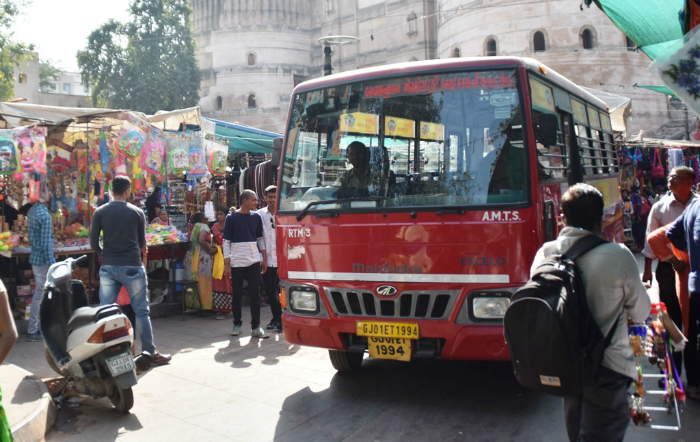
[67,304,122,333]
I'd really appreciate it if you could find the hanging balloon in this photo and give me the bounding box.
[145,174,152,189]
[157,174,163,183]
[13,172,23,181]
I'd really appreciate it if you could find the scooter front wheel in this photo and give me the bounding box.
[109,386,134,413]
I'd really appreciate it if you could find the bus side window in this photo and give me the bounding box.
[534,111,566,181]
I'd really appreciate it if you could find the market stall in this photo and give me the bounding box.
[0,103,281,318]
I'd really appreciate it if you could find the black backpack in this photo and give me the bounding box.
[503,235,618,397]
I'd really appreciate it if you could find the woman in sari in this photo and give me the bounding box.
[184,213,217,310]
[212,206,233,319]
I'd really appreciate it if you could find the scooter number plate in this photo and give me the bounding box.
[107,353,135,377]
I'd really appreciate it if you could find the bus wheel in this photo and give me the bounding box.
[328,350,363,372]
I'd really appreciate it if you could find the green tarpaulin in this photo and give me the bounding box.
[586,0,684,60]
[207,118,281,154]
[635,84,679,99]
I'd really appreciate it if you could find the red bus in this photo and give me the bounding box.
[275,57,622,371]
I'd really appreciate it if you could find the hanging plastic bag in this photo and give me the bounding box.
[187,131,207,178]
[0,130,19,175]
[99,132,112,173]
[31,127,47,174]
[205,138,228,176]
[212,245,224,279]
[139,127,165,175]
[165,132,189,172]
[115,114,147,159]
[28,172,41,202]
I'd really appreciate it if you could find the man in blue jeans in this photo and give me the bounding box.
[26,195,55,341]
[90,175,171,367]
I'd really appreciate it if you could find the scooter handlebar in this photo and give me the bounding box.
[72,255,88,266]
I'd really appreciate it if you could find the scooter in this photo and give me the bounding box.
[40,255,138,412]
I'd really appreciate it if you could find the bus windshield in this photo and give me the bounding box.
[279,69,528,213]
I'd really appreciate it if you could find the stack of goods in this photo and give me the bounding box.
[145,223,186,246]
[53,222,90,249]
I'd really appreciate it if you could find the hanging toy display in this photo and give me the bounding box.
[0,130,20,175]
[31,127,47,175]
[17,134,34,173]
[628,303,684,431]
[205,137,228,176]
[165,132,189,172]
[115,114,147,159]
[28,171,41,203]
[187,131,207,178]
[139,127,165,175]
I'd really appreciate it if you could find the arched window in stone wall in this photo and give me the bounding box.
[216,96,222,110]
[452,47,460,58]
[247,52,256,66]
[485,38,497,57]
[248,94,257,109]
[18,73,27,84]
[407,12,418,36]
[581,28,595,50]
[533,31,545,52]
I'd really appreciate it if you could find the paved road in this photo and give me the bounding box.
[4,255,698,441]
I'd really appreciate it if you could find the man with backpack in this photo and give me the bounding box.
[528,184,650,441]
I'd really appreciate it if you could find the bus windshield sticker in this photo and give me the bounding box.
[385,116,415,138]
[529,79,555,113]
[339,112,379,135]
[419,122,444,141]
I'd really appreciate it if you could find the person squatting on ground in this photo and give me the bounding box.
[0,280,18,440]
[643,166,696,375]
[25,193,55,342]
[257,186,282,332]
[530,183,651,442]
[223,189,270,339]
[90,175,171,366]
[666,197,700,400]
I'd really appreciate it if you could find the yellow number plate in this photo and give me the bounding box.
[356,321,419,339]
[368,337,411,362]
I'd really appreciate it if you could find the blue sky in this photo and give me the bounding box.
[12,0,132,72]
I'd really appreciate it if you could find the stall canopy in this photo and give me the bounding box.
[634,84,679,99]
[206,118,280,154]
[584,0,684,61]
[581,87,631,134]
[626,132,700,149]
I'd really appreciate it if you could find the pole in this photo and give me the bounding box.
[323,46,333,76]
[685,105,690,141]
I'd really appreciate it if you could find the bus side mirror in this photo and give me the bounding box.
[271,137,283,168]
[538,113,558,147]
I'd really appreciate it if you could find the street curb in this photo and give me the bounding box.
[9,365,56,442]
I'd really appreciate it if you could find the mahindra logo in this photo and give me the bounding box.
[376,285,398,297]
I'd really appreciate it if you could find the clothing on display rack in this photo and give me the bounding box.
[667,148,685,173]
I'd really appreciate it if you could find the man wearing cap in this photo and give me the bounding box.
[26,195,54,341]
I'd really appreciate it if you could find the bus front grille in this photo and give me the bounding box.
[325,288,459,320]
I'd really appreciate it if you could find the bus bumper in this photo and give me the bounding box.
[282,315,510,361]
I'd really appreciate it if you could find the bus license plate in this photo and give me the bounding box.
[356,321,419,339]
[368,337,411,362]
[107,353,135,377]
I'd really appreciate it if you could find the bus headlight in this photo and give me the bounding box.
[290,288,318,313]
[472,296,511,319]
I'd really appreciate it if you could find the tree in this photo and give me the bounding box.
[39,59,62,92]
[0,0,35,101]
[77,0,201,114]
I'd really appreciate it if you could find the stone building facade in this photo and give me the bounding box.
[194,0,677,138]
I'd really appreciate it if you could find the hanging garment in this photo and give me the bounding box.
[667,148,685,173]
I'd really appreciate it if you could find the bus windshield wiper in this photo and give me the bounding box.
[296,196,387,221]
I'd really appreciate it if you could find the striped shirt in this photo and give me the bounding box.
[28,203,55,266]
[256,207,277,268]
[222,212,266,268]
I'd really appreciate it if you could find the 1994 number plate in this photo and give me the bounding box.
[368,337,411,362]
[356,321,419,339]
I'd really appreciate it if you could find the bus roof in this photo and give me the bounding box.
[293,56,609,112]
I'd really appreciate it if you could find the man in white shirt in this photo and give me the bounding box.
[531,183,651,442]
[642,166,696,374]
[257,186,282,332]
